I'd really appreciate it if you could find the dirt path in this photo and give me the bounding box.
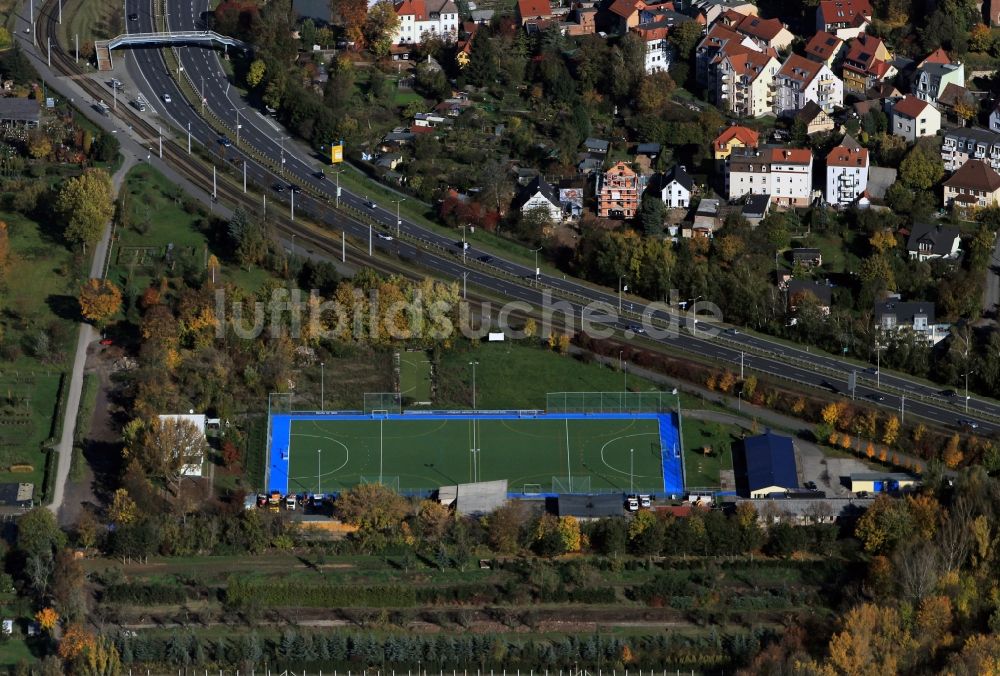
[58,355,125,526]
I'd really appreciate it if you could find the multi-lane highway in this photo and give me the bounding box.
[63,0,1000,434]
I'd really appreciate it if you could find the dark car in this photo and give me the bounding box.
[940,389,957,398]
[288,184,301,192]
[867,393,885,402]
[272,183,286,193]
[313,170,326,179]
[477,254,493,263]
[128,12,138,20]
[218,137,232,148]
[957,419,980,430]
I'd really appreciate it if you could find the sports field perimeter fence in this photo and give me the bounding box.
[546,391,678,414]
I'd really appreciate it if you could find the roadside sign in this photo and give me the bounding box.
[331,143,344,163]
[848,371,857,398]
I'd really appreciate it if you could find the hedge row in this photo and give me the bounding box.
[226,577,417,608]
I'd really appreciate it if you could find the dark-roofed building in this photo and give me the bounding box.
[514,176,562,223]
[940,127,1000,172]
[0,98,40,128]
[583,137,610,154]
[791,247,822,267]
[906,222,960,262]
[796,100,834,134]
[943,159,1000,210]
[734,432,798,498]
[636,142,661,158]
[0,483,33,511]
[659,164,693,208]
[786,278,832,313]
[874,296,947,344]
[742,193,771,226]
[556,494,624,520]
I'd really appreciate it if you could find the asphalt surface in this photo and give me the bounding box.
[101,0,1000,434]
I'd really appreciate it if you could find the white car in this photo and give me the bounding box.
[162,93,172,103]
[626,497,639,511]
[377,232,394,241]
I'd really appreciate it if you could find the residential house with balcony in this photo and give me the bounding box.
[695,23,762,89]
[914,60,964,106]
[943,159,1000,210]
[891,95,940,142]
[841,34,894,94]
[940,127,1000,172]
[516,0,554,30]
[392,0,460,44]
[803,31,844,68]
[597,161,641,218]
[825,145,868,207]
[773,53,843,117]
[874,297,948,346]
[815,0,871,39]
[727,146,814,208]
[715,48,781,118]
[906,223,960,262]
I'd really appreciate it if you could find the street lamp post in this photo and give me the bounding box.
[394,198,404,237]
[672,387,686,490]
[532,246,542,279]
[619,276,628,313]
[629,448,634,493]
[317,448,322,494]
[469,360,479,410]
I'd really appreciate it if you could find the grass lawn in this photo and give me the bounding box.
[434,342,697,411]
[399,350,432,404]
[0,374,62,489]
[109,164,273,298]
[59,0,122,47]
[0,638,36,666]
[680,418,739,489]
[279,414,666,493]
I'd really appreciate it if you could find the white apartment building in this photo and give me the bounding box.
[940,127,1000,173]
[727,147,814,208]
[825,145,868,207]
[715,48,780,118]
[773,53,843,117]
[392,0,460,44]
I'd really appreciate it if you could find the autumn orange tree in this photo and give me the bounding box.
[78,278,122,328]
[57,623,96,661]
[34,607,58,631]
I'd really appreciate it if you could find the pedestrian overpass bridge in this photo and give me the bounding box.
[95,31,249,70]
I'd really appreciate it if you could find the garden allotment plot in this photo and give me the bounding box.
[268,413,681,495]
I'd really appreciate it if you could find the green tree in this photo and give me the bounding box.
[57,169,114,249]
[363,0,400,59]
[899,145,944,190]
[669,21,703,62]
[17,508,66,560]
[855,494,914,553]
[639,192,667,236]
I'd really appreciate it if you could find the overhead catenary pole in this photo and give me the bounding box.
[75,34,78,63]
[187,122,191,154]
[158,126,162,158]
[212,166,217,200]
[341,231,345,263]
[58,0,61,24]
[46,36,50,67]
[242,160,247,192]
[320,362,325,411]
[290,189,295,221]
[368,222,372,256]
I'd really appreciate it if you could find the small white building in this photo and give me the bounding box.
[825,145,869,207]
[659,165,693,209]
[891,95,941,142]
[990,101,1000,133]
[514,176,562,223]
[157,413,207,477]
